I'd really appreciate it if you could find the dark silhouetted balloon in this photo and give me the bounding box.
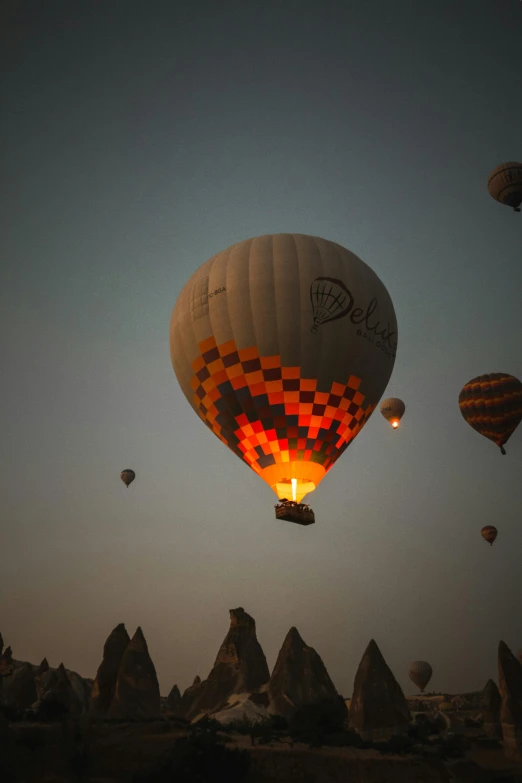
[170,234,398,505]
[380,397,405,429]
[408,661,433,692]
[459,373,522,455]
[120,469,136,488]
[488,162,522,212]
[481,525,497,546]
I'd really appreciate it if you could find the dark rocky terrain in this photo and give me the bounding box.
[2,619,522,781]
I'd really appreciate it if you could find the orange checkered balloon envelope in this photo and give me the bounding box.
[170,234,398,503]
[459,373,522,455]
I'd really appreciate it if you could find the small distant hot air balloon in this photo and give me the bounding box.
[481,525,497,546]
[408,661,433,693]
[459,374,522,455]
[380,397,405,429]
[487,162,522,212]
[120,469,136,488]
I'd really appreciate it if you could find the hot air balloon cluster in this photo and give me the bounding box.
[166,219,520,533]
[170,234,398,524]
[161,156,522,532]
[460,157,522,537]
[458,372,522,545]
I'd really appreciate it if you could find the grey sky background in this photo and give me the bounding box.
[2,0,522,699]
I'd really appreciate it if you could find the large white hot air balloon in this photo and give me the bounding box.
[170,234,398,519]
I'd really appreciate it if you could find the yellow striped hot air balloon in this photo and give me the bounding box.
[481,525,497,546]
[487,162,522,212]
[458,373,522,455]
[170,234,398,523]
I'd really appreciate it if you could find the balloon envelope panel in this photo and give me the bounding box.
[170,234,397,501]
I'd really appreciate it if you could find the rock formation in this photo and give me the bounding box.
[498,640,522,761]
[166,684,181,713]
[35,658,50,699]
[89,623,130,718]
[181,607,270,721]
[179,676,205,719]
[0,636,91,719]
[349,639,410,742]
[212,692,271,724]
[37,664,91,717]
[0,709,9,753]
[4,662,37,712]
[0,645,13,679]
[107,627,161,721]
[38,663,75,719]
[0,643,14,708]
[267,626,343,720]
[480,679,501,738]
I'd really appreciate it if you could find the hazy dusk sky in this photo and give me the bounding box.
[2,0,522,699]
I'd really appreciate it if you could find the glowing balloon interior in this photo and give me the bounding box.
[170,234,398,504]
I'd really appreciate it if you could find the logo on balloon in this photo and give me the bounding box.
[310,277,397,358]
[310,278,353,333]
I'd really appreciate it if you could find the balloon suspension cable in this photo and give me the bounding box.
[500,446,506,455]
